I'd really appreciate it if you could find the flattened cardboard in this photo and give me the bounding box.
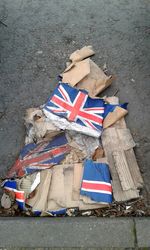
[27,163,108,213]
[76,59,113,96]
[64,165,79,208]
[62,58,113,97]
[113,150,136,191]
[47,166,66,210]
[72,163,83,201]
[102,97,143,202]
[62,59,90,86]
[26,169,52,211]
[69,45,95,62]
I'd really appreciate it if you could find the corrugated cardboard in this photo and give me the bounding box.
[62,58,113,97]
[27,163,108,213]
[69,45,95,62]
[102,96,143,202]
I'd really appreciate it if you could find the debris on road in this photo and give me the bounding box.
[102,96,143,201]
[61,46,114,97]
[0,46,144,217]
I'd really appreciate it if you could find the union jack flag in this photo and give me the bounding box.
[43,83,105,137]
[80,160,113,203]
[7,133,71,178]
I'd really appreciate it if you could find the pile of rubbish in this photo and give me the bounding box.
[0,46,144,217]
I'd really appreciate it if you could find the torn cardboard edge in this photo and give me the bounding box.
[69,45,95,63]
[62,46,114,97]
[62,58,114,97]
[103,106,128,129]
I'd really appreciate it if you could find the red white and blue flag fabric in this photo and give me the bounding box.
[2,180,25,210]
[80,160,113,203]
[7,133,71,178]
[43,83,105,137]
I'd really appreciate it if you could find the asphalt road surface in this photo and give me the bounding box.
[0,0,150,204]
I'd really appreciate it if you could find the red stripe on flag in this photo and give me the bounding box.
[58,86,68,101]
[82,182,112,192]
[15,191,25,201]
[51,96,72,111]
[68,92,86,121]
[84,107,104,111]
[78,110,103,124]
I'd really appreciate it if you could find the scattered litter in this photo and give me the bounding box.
[1,193,12,209]
[0,45,145,217]
[126,206,131,210]
[66,208,79,217]
[131,78,135,82]
[81,211,92,216]
[36,50,43,55]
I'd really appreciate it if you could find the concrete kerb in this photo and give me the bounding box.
[134,217,150,248]
[0,217,149,248]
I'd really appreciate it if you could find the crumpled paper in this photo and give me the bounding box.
[25,108,60,144]
[66,131,100,157]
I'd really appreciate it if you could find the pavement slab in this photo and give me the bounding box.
[135,218,150,247]
[0,218,135,248]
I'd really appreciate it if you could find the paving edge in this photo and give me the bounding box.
[0,217,149,248]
